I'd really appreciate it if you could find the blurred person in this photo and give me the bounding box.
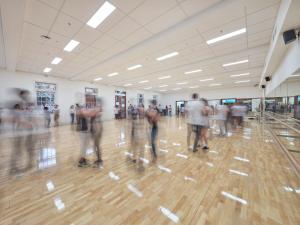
[168,105,172,116]
[200,98,211,150]
[180,105,185,118]
[44,106,51,128]
[53,105,60,126]
[146,101,160,162]
[8,90,39,174]
[114,106,119,120]
[231,103,247,128]
[185,97,194,150]
[165,105,168,116]
[69,105,75,124]
[77,107,90,167]
[216,104,229,136]
[129,105,145,167]
[186,93,203,152]
[75,103,81,124]
[138,103,145,119]
[128,104,133,119]
[90,101,103,167]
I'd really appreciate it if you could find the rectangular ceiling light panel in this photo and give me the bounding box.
[87,1,116,28]
[51,57,62,65]
[43,67,52,73]
[230,72,250,77]
[207,28,246,45]
[64,40,80,52]
[184,69,202,74]
[156,52,179,61]
[222,59,248,67]
[127,64,142,70]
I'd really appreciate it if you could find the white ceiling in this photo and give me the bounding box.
[6,0,281,93]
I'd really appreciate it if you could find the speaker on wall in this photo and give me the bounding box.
[265,76,271,82]
[261,85,265,89]
[283,29,296,45]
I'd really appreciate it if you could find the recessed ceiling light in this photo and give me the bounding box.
[64,40,80,52]
[176,82,188,85]
[206,28,246,45]
[124,83,132,87]
[291,74,300,77]
[184,69,202,74]
[159,90,167,92]
[199,78,214,82]
[94,77,102,81]
[43,67,52,73]
[144,87,152,90]
[210,83,222,86]
[159,84,168,88]
[230,72,250,77]
[158,75,171,80]
[156,52,179,61]
[51,57,62,65]
[222,59,248,67]
[86,1,116,28]
[139,80,149,84]
[189,85,199,89]
[127,64,142,70]
[107,72,118,77]
[173,88,182,90]
[234,80,250,83]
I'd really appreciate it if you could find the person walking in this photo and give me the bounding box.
[53,105,60,127]
[186,94,203,152]
[70,105,75,124]
[146,101,160,162]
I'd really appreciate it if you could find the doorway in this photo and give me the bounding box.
[176,100,186,116]
[115,90,126,119]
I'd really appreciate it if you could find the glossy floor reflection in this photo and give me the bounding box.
[0,117,300,225]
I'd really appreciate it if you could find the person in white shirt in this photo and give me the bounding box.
[216,104,229,136]
[69,105,75,124]
[185,93,204,152]
[200,98,212,150]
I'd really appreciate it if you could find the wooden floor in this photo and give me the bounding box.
[0,117,300,225]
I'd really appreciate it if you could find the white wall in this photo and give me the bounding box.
[160,86,262,107]
[0,69,161,123]
[267,80,300,97]
[266,38,300,95]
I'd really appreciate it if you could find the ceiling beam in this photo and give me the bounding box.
[0,0,27,72]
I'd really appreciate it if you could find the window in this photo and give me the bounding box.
[35,82,56,111]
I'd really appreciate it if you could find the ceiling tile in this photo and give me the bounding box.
[247,18,275,35]
[247,4,279,26]
[107,16,141,40]
[123,28,153,46]
[110,0,146,13]
[25,0,58,30]
[22,22,48,43]
[74,25,103,45]
[244,0,280,14]
[129,0,177,25]
[145,6,187,34]
[51,13,83,38]
[61,0,106,23]
[179,0,222,16]
[39,0,64,9]
[92,34,119,50]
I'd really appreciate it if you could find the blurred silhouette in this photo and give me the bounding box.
[216,104,229,136]
[53,105,60,127]
[146,100,160,162]
[70,105,75,124]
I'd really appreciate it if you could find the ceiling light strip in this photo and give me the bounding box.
[86,1,116,28]
[207,28,246,45]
